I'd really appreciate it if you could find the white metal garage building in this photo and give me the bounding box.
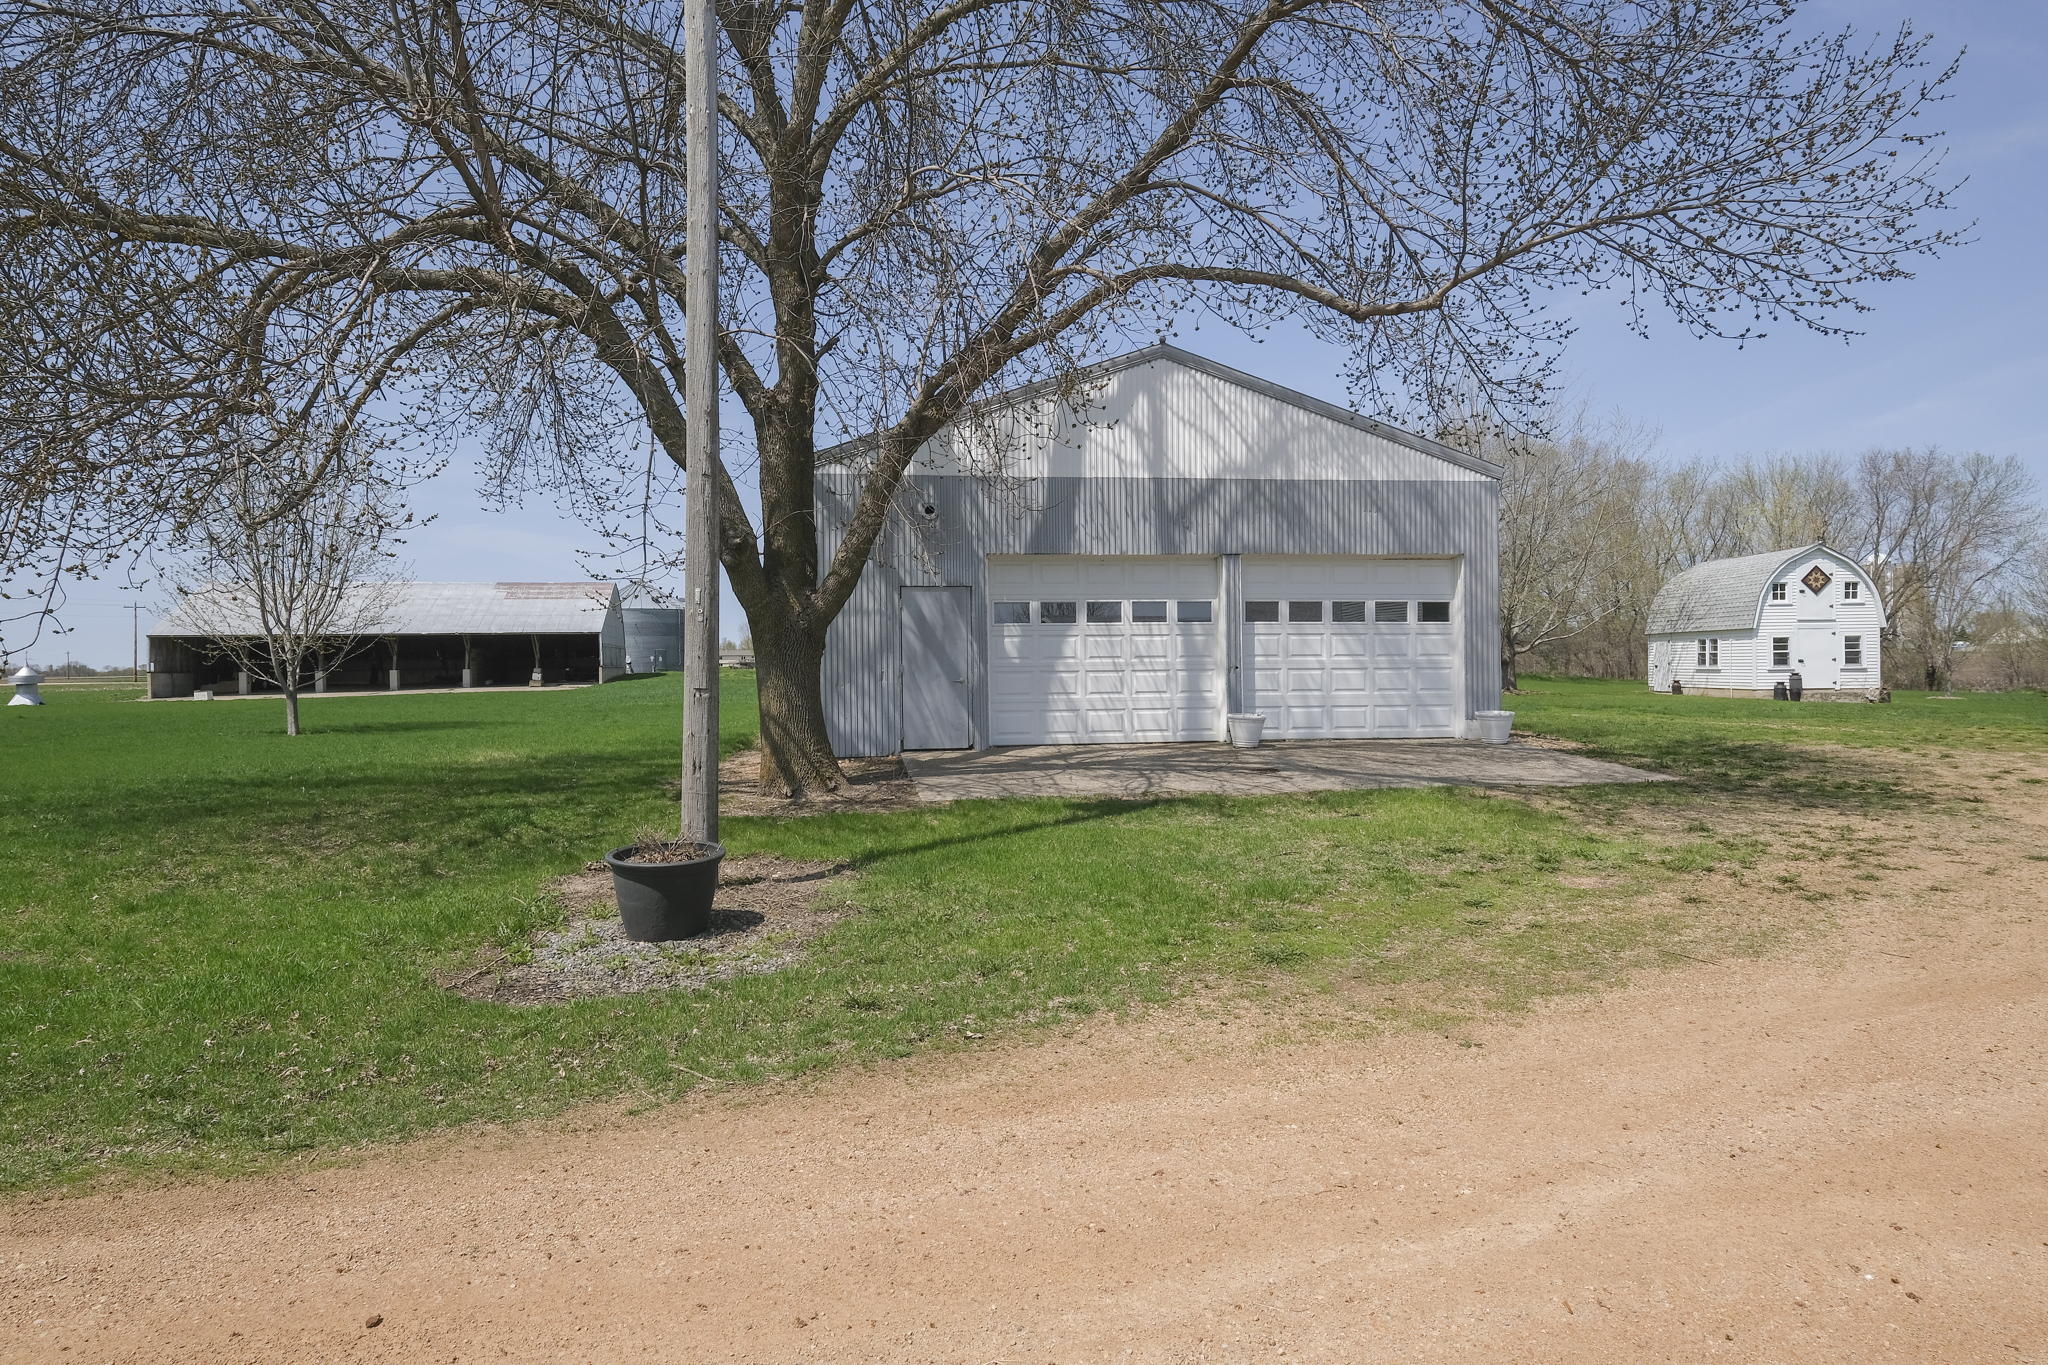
[816,346,1502,756]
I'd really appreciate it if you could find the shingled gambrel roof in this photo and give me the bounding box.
[1646,545,1843,635]
[156,581,619,637]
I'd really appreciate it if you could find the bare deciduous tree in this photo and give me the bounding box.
[166,432,408,735]
[1850,449,2041,693]
[0,1,1964,791]
[1493,412,1655,691]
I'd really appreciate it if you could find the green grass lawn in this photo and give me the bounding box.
[3,674,2039,1191]
[1513,674,2048,758]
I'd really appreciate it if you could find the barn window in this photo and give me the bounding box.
[1696,637,1719,666]
[1131,600,1167,622]
[993,601,1030,625]
[1288,600,1324,622]
[1331,600,1367,623]
[1086,600,1123,623]
[1039,600,1076,624]
[1771,582,1787,601]
[1842,580,1860,600]
[1176,600,1213,622]
[1374,601,1409,623]
[1418,600,1452,622]
[1772,636,1790,667]
[1244,600,1279,622]
[1844,635,1864,666]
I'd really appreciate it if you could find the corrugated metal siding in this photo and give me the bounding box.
[818,472,1501,756]
[598,602,627,679]
[909,357,1490,483]
[622,608,684,671]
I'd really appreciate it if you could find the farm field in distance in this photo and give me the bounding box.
[2,673,2043,1191]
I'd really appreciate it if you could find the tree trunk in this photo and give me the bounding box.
[283,682,301,736]
[1500,639,1520,694]
[750,610,844,798]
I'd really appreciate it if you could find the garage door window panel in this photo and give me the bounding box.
[1131,600,1168,622]
[1418,601,1451,623]
[1331,600,1367,623]
[1086,600,1123,623]
[1177,600,1213,622]
[1375,601,1409,623]
[1039,601,1076,623]
[1288,601,1324,622]
[993,601,1030,624]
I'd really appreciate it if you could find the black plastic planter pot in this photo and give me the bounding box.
[605,842,725,942]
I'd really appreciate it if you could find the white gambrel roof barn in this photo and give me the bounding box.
[1646,544,1887,699]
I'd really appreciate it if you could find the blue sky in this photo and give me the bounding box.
[27,0,2044,668]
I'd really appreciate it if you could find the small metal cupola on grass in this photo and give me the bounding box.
[8,665,45,706]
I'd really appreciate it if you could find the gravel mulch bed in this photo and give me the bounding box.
[445,855,857,1005]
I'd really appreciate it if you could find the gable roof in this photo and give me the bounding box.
[155,581,620,637]
[1645,545,1869,635]
[818,343,1504,480]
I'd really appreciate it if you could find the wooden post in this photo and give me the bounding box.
[680,0,721,846]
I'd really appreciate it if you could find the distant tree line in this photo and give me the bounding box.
[24,661,133,678]
[1495,427,2046,692]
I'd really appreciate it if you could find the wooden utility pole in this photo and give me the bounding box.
[679,0,721,845]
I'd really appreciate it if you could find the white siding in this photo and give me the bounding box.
[1653,629,1761,691]
[1754,553,1885,689]
[911,357,1490,483]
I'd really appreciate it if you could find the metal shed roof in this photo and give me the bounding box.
[1645,545,1839,635]
[155,581,620,637]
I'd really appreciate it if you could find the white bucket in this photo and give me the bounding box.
[1473,710,1513,744]
[1226,713,1267,749]
[192,689,215,702]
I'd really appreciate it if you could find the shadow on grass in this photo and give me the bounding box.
[308,717,496,735]
[1540,730,1937,822]
[847,797,1173,866]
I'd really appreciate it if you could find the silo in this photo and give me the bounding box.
[618,583,684,674]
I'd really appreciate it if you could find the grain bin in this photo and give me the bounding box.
[619,583,684,673]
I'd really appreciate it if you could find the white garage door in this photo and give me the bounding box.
[987,556,1222,745]
[1242,556,1461,738]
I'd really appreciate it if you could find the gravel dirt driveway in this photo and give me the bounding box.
[6,753,2046,1364]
